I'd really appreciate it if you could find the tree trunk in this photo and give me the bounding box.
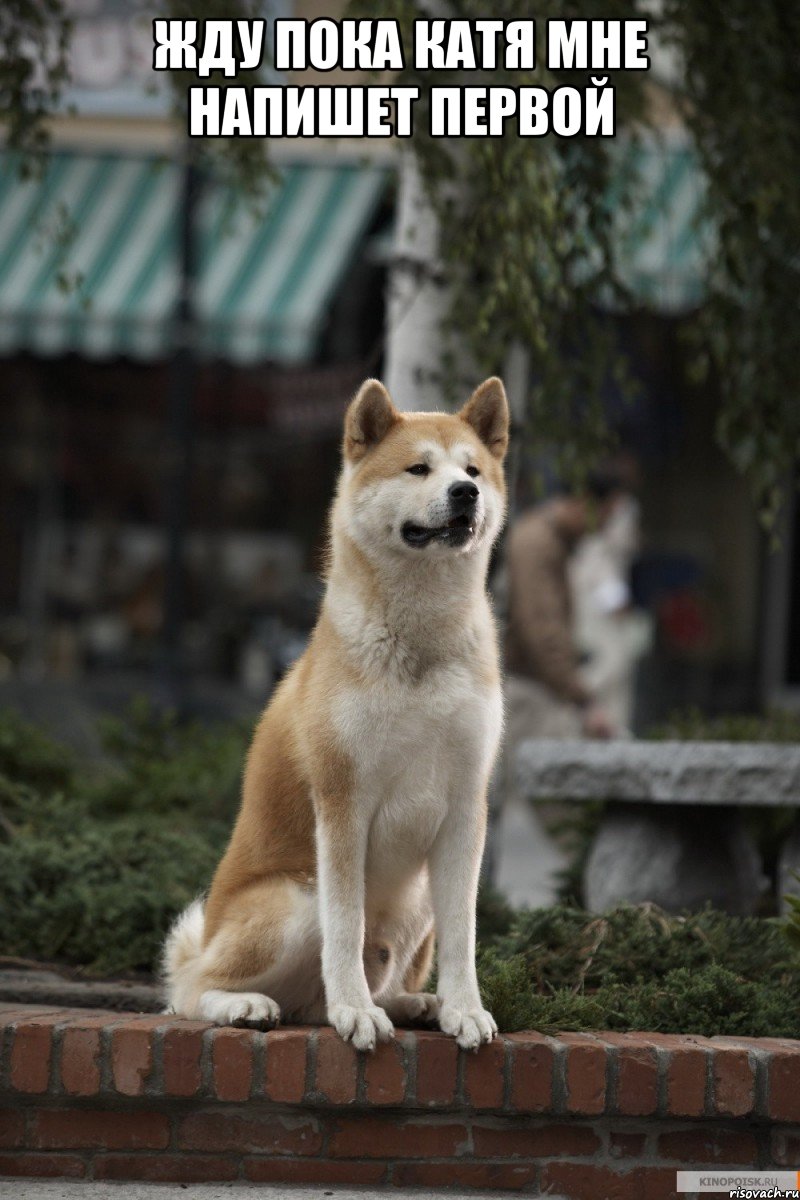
[383,151,453,412]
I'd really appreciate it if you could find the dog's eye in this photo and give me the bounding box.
[406,463,430,476]
[466,465,480,478]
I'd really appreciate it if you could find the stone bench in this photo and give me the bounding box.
[516,740,800,914]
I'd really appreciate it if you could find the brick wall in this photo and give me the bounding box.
[1,1004,799,1197]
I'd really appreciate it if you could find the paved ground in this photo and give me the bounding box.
[0,1183,543,1200]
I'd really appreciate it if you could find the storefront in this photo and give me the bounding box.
[0,149,391,686]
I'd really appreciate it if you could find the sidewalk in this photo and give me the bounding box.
[1,1184,530,1200]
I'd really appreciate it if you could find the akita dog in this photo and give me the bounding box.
[163,376,509,1051]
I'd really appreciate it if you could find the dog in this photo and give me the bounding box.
[163,376,509,1051]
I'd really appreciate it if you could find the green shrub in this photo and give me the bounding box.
[0,810,225,974]
[89,697,248,820]
[0,707,74,791]
[648,706,800,743]
[475,902,800,1037]
[0,701,246,975]
[478,958,799,1040]
[785,873,800,954]
[493,903,795,989]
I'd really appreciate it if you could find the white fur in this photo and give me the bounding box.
[164,884,326,1024]
[199,990,281,1027]
[161,898,204,996]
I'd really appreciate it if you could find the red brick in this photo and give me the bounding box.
[769,1048,800,1122]
[712,1048,755,1117]
[393,1161,538,1190]
[641,1166,683,1200]
[263,1028,308,1103]
[609,1130,648,1159]
[245,1158,387,1185]
[473,1121,600,1159]
[666,1044,708,1117]
[0,1005,64,1021]
[714,1035,788,1050]
[329,1115,467,1159]
[414,1031,458,1106]
[657,1127,758,1165]
[643,1032,710,1052]
[10,1016,62,1093]
[543,1163,678,1200]
[31,1109,169,1151]
[464,1035,506,1109]
[623,1027,705,1118]
[606,1031,656,1045]
[739,1036,800,1052]
[62,1011,122,1028]
[95,1154,239,1183]
[162,1022,207,1097]
[314,1028,358,1104]
[602,1034,658,1116]
[111,1025,154,1096]
[508,1033,555,1113]
[771,1130,800,1166]
[0,1153,86,1178]
[108,1011,170,1024]
[60,1007,142,1030]
[363,1034,407,1104]
[60,1020,114,1097]
[562,1033,606,1116]
[211,1027,254,1101]
[177,1110,322,1156]
[541,1162,640,1200]
[0,1107,25,1148]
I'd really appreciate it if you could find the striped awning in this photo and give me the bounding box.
[0,152,388,363]
[611,134,712,313]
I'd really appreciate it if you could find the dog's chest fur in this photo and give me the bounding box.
[329,593,503,890]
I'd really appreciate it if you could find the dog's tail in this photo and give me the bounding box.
[161,898,206,1014]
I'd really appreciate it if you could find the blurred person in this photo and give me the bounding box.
[488,469,628,908]
[503,468,627,744]
[491,472,628,902]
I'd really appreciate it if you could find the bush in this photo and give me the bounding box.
[475,897,800,1037]
[0,811,224,974]
[648,707,800,743]
[0,701,248,974]
[0,708,74,792]
[89,697,248,820]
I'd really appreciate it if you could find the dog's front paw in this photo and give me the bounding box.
[438,1001,497,1050]
[329,1003,394,1051]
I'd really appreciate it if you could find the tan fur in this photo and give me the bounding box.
[403,928,436,993]
[164,377,509,1050]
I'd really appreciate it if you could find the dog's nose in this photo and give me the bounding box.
[448,480,479,508]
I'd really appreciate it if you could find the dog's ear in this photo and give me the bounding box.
[459,377,509,460]
[344,379,400,462]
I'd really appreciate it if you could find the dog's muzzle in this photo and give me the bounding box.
[401,482,480,548]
